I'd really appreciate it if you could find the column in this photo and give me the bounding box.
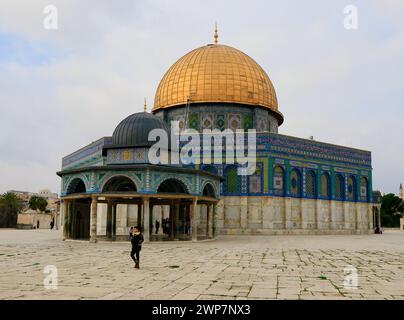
[212,204,217,237]
[143,198,150,242]
[368,205,373,230]
[137,204,141,227]
[174,203,180,239]
[106,200,112,239]
[169,204,174,240]
[207,204,213,238]
[112,204,117,240]
[150,204,154,237]
[63,200,69,240]
[140,203,144,229]
[191,199,198,241]
[159,206,164,235]
[355,204,359,231]
[90,196,98,243]
[372,207,376,230]
[122,204,128,228]
[186,204,191,239]
[70,202,75,238]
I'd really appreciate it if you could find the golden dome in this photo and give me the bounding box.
[153,43,283,124]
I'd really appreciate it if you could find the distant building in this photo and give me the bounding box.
[8,189,59,212]
[7,189,60,229]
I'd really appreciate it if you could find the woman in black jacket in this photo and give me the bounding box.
[130,226,144,269]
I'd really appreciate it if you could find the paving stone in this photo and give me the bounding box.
[0,229,403,300]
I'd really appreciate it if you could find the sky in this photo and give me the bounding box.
[0,0,403,196]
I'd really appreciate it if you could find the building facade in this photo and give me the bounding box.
[57,31,380,242]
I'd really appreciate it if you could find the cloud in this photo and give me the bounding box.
[0,0,402,195]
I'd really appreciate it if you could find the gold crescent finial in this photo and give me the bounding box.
[214,23,218,45]
[144,98,147,112]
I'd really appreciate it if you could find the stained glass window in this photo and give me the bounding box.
[335,174,345,200]
[347,176,356,201]
[249,166,261,193]
[306,170,316,197]
[274,166,285,195]
[360,177,368,198]
[291,169,301,197]
[321,173,330,199]
[225,166,239,194]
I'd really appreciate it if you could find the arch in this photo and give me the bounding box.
[335,174,345,200]
[321,172,331,199]
[273,165,285,195]
[224,165,240,195]
[306,170,317,198]
[69,198,90,240]
[153,173,193,194]
[102,175,137,192]
[201,180,219,198]
[290,168,302,197]
[202,183,216,198]
[360,177,369,201]
[66,178,87,195]
[347,175,357,201]
[157,178,189,194]
[99,173,142,193]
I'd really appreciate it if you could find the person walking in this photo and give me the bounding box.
[130,226,144,269]
[155,220,160,234]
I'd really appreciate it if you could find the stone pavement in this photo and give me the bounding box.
[0,229,403,300]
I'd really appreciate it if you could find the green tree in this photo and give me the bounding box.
[0,192,22,228]
[380,193,404,228]
[29,196,48,212]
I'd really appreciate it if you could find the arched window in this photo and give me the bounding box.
[273,165,285,195]
[202,183,216,198]
[290,169,302,197]
[249,165,262,194]
[360,177,368,200]
[321,173,331,199]
[66,178,86,195]
[102,176,137,192]
[225,166,240,195]
[335,174,345,200]
[157,178,188,194]
[306,170,317,198]
[347,176,357,201]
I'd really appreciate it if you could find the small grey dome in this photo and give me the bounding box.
[112,112,170,147]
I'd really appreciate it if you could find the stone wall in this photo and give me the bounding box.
[17,212,53,229]
[217,196,373,235]
[62,196,374,238]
